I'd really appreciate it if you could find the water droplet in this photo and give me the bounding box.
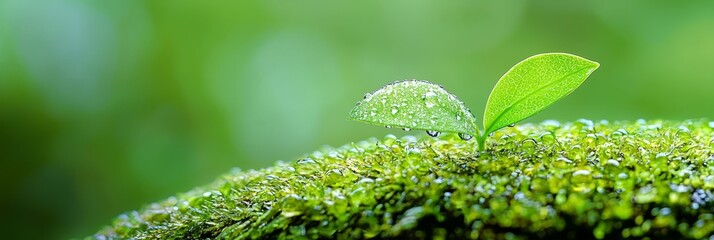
[382,134,397,146]
[678,125,690,132]
[391,107,399,115]
[635,186,657,204]
[606,159,620,167]
[709,121,714,129]
[552,157,573,168]
[422,91,437,108]
[670,184,690,193]
[675,127,692,141]
[521,138,538,146]
[325,169,344,183]
[539,132,556,144]
[507,123,516,127]
[659,207,672,216]
[557,157,573,163]
[385,126,392,129]
[584,133,601,146]
[363,93,372,100]
[571,169,592,183]
[611,129,628,138]
[458,133,473,140]
[280,194,305,218]
[456,114,462,121]
[520,139,538,154]
[357,178,375,184]
[401,135,418,143]
[575,119,594,131]
[569,144,583,152]
[295,158,318,175]
[618,173,629,179]
[402,127,411,131]
[297,158,316,165]
[426,130,440,137]
[369,111,376,116]
[576,118,594,126]
[542,120,561,128]
[573,169,590,177]
[406,148,421,158]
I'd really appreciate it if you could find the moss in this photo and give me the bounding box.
[90,120,714,239]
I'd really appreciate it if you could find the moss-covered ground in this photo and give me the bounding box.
[91,120,714,239]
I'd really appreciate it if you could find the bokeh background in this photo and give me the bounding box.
[1,0,713,239]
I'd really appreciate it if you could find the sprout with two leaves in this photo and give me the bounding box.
[348,53,600,150]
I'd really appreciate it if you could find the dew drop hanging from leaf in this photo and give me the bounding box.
[458,133,473,141]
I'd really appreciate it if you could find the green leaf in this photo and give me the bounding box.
[349,80,479,136]
[483,53,599,135]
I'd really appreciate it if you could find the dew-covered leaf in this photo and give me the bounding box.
[349,80,479,136]
[483,53,599,135]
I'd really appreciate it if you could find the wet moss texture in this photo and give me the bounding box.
[92,120,714,239]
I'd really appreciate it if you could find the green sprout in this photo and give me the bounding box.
[348,53,600,150]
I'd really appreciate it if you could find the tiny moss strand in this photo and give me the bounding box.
[91,119,714,240]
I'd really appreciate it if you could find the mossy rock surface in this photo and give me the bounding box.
[92,120,714,239]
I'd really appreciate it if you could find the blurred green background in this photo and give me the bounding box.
[1,0,713,239]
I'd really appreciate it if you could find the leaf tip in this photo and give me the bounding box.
[584,58,600,77]
[585,58,600,70]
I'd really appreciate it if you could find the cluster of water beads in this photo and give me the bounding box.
[386,117,705,164]
[386,125,474,141]
[411,119,698,224]
[352,80,481,141]
[101,118,714,239]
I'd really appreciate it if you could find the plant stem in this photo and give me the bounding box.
[476,134,487,151]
